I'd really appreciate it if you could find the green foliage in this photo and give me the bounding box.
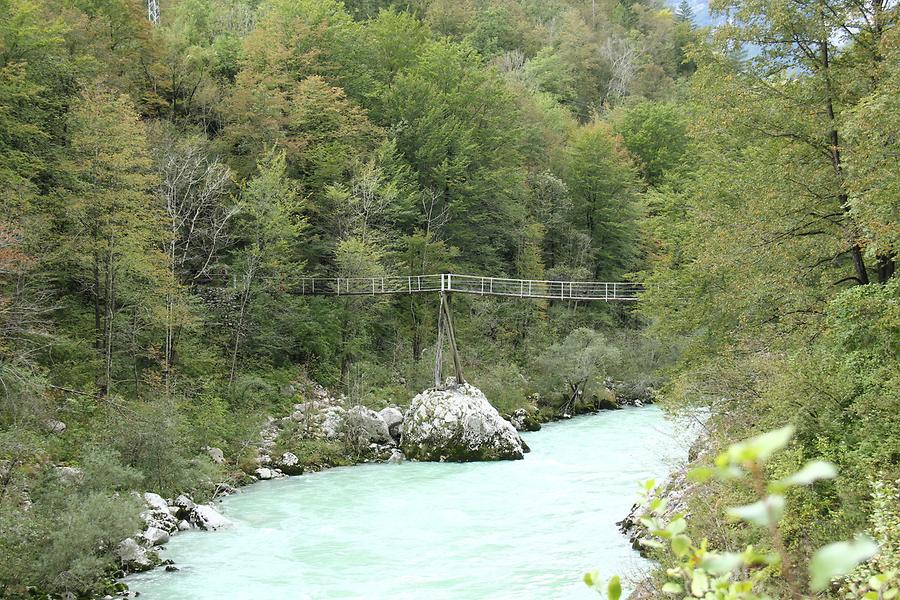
[535,328,622,414]
[0,438,143,597]
[590,428,896,599]
[615,101,690,187]
[1,0,893,595]
[566,121,642,279]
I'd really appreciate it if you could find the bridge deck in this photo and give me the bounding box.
[296,274,641,301]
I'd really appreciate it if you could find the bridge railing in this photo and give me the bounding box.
[297,274,444,296]
[294,273,643,301]
[445,274,642,301]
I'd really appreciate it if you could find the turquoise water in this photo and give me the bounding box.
[129,406,687,599]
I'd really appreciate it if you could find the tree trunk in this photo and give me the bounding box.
[822,39,869,285]
[229,270,254,386]
[103,240,115,395]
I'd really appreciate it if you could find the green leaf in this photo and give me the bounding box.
[726,495,785,527]
[667,517,687,535]
[775,461,838,489]
[661,582,683,594]
[809,536,879,591]
[723,425,795,465]
[691,569,709,596]
[640,538,664,549]
[583,570,598,587]
[700,551,744,575]
[608,575,622,600]
[671,534,691,557]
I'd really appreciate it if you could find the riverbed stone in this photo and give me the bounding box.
[400,383,524,462]
[509,408,542,432]
[172,494,195,519]
[116,538,159,572]
[255,467,275,480]
[276,451,303,475]
[190,503,232,531]
[140,526,170,547]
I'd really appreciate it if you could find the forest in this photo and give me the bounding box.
[0,0,896,597]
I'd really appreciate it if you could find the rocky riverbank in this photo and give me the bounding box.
[105,378,655,596]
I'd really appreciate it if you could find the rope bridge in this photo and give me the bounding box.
[297,273,643,301]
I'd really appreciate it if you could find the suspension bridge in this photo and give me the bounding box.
[295,273,642,301]
[295,273,644,387]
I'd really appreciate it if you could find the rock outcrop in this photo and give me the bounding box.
[400,383,524,461]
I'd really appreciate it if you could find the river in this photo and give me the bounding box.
[128,406,688,599]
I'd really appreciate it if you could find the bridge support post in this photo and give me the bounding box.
[434,291,465,388]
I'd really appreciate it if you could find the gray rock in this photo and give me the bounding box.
[190,504,232,531]
[44,419,67,434]
[387,449,405,464]
[322,406,346,439]
[116,538,158,572]
[206,447,224,464]
[400,383,524,462]
[143,492,169,514]
[140,526,170,547]
[55,466,83,485]
[172,494,195,518]
[342,406,391,445]
[379,407,404,441]
[276,452,303,476]
[254,467,274,480]
[177,519,191,531]
[141,503,178,534]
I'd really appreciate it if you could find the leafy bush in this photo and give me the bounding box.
[0,444,142,598]
[534,328,621,414]
[586,427,899,599]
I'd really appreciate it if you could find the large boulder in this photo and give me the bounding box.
[141,492,178,534]
[379,407,404,441]
[400,383,524,462]
[190,503,233,531]
[275,451,303,476]
[116,538,159,573]
[342,406,391,445]
[140,526,170,547]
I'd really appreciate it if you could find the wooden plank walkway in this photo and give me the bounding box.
[296,273,642,301]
